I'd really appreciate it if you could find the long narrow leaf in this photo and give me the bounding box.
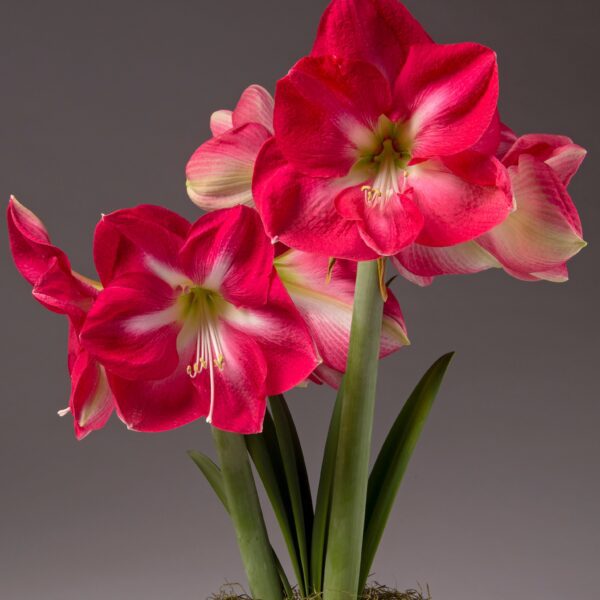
[188,449,293,597]
[310,383,343,593]
[246,412,306,595]
[188,450,229,510]
[269,394,314,594]
[359,352,454,591]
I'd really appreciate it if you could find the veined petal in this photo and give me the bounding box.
[232,84,274,133]
[275,249,409,378]
[396,42,499,158]
[253,139,376,260]
[274,55,392,177]
[186,123,271,210]
[80,272,181,380]
[497,123,518,159]
[409,153,512,246]
[502,133,587,186]
[179,206,274,306]
[478,155,586,276]
[222,275,319,395]
[210,109,233,136]
[393,240,500,286]
[335,186,423,256]
[108,364,207,432]
[69,350,114,440]
[311,0,432,83]
[94,204,190,285]
[195,323,268,434]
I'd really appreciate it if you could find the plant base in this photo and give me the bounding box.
[209,583,431,600]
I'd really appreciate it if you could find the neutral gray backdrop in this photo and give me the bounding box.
[1,1,598,599]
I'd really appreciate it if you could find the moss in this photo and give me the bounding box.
[209,582,431,600]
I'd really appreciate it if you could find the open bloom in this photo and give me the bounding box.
[82,205,319,434]
[6,196,114,439]
[393,129,587,284]
[253,0,512,259]
[274,248,409,387]
[186,85,274,210]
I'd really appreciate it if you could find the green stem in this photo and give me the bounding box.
[323,260,384,600]
[212,428,282,600]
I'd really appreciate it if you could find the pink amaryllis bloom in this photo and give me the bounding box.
[393,129,587,284]
[82,204,319,434]
[6,196,114,439]
[186,85,274,210]
[253,0,512,259]
[274,248,409,387]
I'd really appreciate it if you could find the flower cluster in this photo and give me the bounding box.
[7,0,585,439]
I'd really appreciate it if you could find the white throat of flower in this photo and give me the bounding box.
[179,285,226,424]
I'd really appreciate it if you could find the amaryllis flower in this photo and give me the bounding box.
[393,129,587,284]
[82,205,319,434]
[186,85,274,210]
[253,0,512,259]
[274,248,409,387]
[6,196,114,439]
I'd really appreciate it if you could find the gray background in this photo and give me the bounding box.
[1,1,598,598]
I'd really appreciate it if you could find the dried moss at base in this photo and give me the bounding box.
[209,583,431,600]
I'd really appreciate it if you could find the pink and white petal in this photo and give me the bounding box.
[478,156,586,275]
[529,264,569,283]
[311,364,344,389]
[80,272,181,380]
[109,364,207,432]
[69,350,114,440]
[396,43,499,158]
[186,123,271,210]
[222,275,320,396]
[335,186,424,256]
[232,85,274,133]
[94,205,190,285]
[409,155,512,246]
[210,109,233,136]
[179,205,274,307]
[393,240,500,285]
[197,323,268,434]
[502,134,587,186]
[275,250,407,375]
[274,55,392,177]
[311,0,432,83]
[253,139,377,260]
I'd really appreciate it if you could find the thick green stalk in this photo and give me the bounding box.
[323,260,384,600]
[212,428,282,600]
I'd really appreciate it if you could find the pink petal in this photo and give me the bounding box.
[7,197,98,326]
[210,109,233,136]
[335,186,423,255]
[470,110,501,155]
[197,323,268,434]
[69,350,114,440]
[186,123,271,210]
[232,85,274,133]
[395,42,499,158]
[94,204,190,285]
[409,153,512,246]
[223,274,320,396]
[311,0,432,83]
[274,55,392,177]
[81,272,181,380]
[179,206,274,307]
[253,139,376,260]
[478,155,586,275]
[502,133,586,186]
[496,123,518,159]
[108,364,207,432]
[393,240,500,285]
[275,249,409,377]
